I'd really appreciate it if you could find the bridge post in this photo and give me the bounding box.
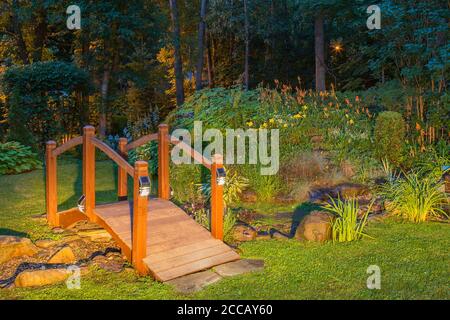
[211,154,224,240]
[46,141,58,227]
[132,161,149,275]
[158,124,170,200]
[118,138,128,201]
[83,126,96,221]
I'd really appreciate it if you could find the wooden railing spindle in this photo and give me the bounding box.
[118,138,128,201]
[83,126,96,221]
[46,141,58,227]
[158,124,170,200]
[211,154,224,240]
[132,161,149,275]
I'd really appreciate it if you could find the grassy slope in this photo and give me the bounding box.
[0,158,449,300]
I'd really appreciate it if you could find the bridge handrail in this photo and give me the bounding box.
[125,133,159,152]
[169,136,212,170]
[45,123,225,266]
[90,137,135,177]
[51,136,83,157]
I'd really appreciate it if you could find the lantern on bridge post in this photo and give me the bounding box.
[133,161,149,275]
[211,154,225,240]
[216,167,226,186]
[138,176,151,197]
[77,195,86,213]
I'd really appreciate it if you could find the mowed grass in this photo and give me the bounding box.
[0,158,449,300]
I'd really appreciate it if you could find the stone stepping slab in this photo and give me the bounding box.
[167,259,264,294]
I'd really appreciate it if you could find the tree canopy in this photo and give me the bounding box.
[0,0,447,147]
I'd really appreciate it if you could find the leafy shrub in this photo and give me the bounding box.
[223,209,237,243]
[381,158,401,184]
[129,141,159,175]
[414,141,450,180]
[374,111,405,166]
[191,207,236,243]
[192,208,210,230]
[383,172,447,223]
[241,165,282,202]
[2,61,90,148]
[199,168,249,207]
[323,197,372,243]
[0,142,41,175]
[110,115,128,135]
[170,164,205,203]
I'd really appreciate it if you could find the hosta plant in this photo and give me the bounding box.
[0,142,41,175]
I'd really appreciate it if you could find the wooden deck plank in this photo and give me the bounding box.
[148,244,232,273]
[146,233,214,254]
[145,239,223,264]
[93,198,239,281]
[155,251,240,282]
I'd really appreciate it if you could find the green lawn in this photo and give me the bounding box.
[0,158,449,300]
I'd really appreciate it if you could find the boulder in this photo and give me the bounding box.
[35,239,57,249]
[14,268,70,288]
[60,234,82,244]
[232,224,257,242]
[295,211,332,242]
[77,229,112,242]
[0,236,38,264]
[48,246,76,264]
[333,183,369,199]
[52,227,66,234]
[214,259,264,277]
[167,270,222,294]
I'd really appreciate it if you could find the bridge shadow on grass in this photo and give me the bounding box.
[0,228,29,238]
[288,202,323,237]
[57,159,121,211]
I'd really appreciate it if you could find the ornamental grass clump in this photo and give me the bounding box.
[323,197,373,243]
[384,172,447,223]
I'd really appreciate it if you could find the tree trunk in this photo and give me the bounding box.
[10,0,30,64]
[80,32,90,129]
[243,0,250,90]
[32,3,47,62]
[314,15,326,92]
[206,31,215,88]
[169,0,185,106]
[195,0,208,90]
[99,69,110,138]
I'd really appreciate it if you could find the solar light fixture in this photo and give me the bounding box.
[216,167,226,186]
[77,194,86,213]
[139,176,151,197]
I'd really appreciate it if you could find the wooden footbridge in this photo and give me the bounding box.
[45,125,239,281]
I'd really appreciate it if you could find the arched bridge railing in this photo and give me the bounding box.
[121,125,224,240]
[45,124,225,274]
